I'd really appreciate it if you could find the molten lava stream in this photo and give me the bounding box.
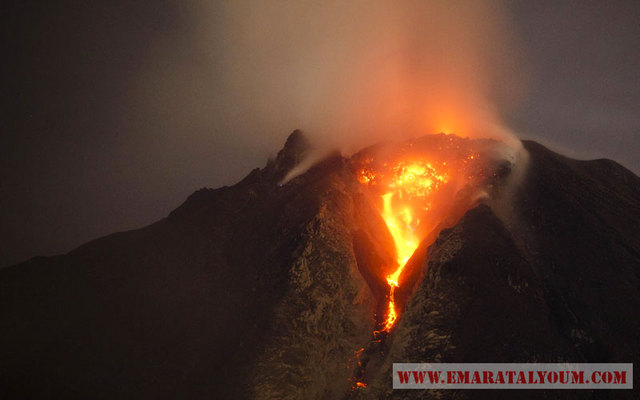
[361,161,449,334]
[351,147,478,390]
[374,192,418,334]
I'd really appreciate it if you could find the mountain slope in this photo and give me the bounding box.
[1,132,638,399]
[362,140,640,399]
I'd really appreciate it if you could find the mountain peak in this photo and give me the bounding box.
[274,130,311,172]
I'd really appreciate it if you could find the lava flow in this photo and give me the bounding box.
[359,160,450,333]
[348,136,484,391]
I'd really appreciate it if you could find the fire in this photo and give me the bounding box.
[358,159,450,333]
[349,347,368,390]
[349,135,486,390]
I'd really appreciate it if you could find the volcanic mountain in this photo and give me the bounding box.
[1,131,639,399]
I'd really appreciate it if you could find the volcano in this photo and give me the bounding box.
[1,131,639,399]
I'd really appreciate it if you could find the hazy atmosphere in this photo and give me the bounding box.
[3,0,639,267]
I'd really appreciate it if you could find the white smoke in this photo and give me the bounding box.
[130,1,528,184]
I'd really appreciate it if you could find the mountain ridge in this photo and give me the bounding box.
[1,132,638,399]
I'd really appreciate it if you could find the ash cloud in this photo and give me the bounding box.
[136,0,527,167]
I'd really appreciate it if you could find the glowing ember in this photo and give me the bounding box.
[358,159,451,333]
[349,347,367,390]
[349,135,485,390]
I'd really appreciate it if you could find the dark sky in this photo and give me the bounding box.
[2,0,639,267]
[506,1,640,163]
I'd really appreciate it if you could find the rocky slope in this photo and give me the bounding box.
[360,140,640,399]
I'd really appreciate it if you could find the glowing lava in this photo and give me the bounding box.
[348,135,487,393]
[359,160,449,333]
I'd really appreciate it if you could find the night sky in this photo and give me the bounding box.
[2,0,639,267]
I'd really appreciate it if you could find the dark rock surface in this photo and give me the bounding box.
[360,141,640,399]
[1,132,639,399]
[0,131,392,399]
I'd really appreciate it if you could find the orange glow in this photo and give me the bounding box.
[349,135,485,391]
[350,347,367,390]
[360,160,449,333]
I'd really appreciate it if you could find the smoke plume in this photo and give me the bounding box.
[132,0,527,180]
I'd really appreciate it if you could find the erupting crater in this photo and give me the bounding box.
[360,159,451,333]
[345,133,518,392]
[353,134,486,335]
